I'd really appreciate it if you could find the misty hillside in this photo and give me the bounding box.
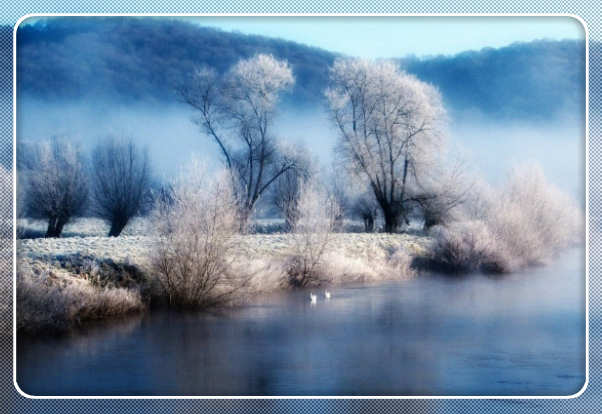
[17,17,585,120]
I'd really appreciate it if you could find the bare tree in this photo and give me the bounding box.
[178,54,297,230]
[19,139,88,238]
[91,138,151,237]
[326,58,447,232]
[271,143,313,231]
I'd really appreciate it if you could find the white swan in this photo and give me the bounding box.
[324,290,331,299]
[310,293,317,304]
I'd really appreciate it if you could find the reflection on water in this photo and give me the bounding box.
[17,249,585,396]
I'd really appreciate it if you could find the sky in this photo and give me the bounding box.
[183,16,585,58]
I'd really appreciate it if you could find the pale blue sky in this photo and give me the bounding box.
[182,16,584,58]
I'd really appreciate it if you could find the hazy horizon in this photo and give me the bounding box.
[15,17,586,202]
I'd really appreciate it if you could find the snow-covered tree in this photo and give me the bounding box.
[179,54,298,230]
[91,138,151,237]
[19,139,88,237]
[326,58,447,232]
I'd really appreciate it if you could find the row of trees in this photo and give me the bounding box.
[18,138,151,237]
[18,54,467,238]
[180,54,466,233]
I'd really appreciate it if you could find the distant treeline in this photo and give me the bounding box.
[17,17,585,120]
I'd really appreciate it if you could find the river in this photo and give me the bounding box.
[17,248,586,396]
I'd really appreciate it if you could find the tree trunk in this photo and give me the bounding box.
[45,217,57,238]
[55,218,67,237]
[108,216,129,237]
[383,207,400,233]
[423,215,438,230]
[45,216,67,238]
[238,207,252,234]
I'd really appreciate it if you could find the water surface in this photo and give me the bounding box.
[17,249,586,396]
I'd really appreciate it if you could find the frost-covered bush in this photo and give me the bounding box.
[151,160,245,308]
[286,180,341,287]
[429,163,582,273]
[387,248,417,277]
[429,221,502,273]
[17,262,144,334]
[487,163,582,270]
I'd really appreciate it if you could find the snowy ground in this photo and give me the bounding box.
[17,216,425,238]
[16,218,432,333]
[17,217,432,286]
[17,217,152,239]
[18,232,430,269]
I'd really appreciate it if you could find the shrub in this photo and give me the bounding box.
[17,261,144,334]
[286,180,341,287]
[429,221,502,273]
[151,160,245,308]
[487,163,582,270]
[429,163,582,274]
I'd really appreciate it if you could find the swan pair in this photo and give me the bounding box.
[310,290,331,303]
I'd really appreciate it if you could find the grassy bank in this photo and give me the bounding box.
[17,232,430,334]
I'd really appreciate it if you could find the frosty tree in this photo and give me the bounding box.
[19,139,88,238]
[91,138,151,237]
[326,58,447,232]
[179,54,299,230]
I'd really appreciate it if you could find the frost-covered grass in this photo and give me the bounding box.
[17,217,153,239]
[17,217,397,238]
[18,233,428,276]
[17,258,145,334]
[17,230,429,332]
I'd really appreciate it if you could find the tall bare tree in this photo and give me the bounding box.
[91,138,151,237]
[326,58,447,232]
[178,54,298,230]
[19,138,88,238]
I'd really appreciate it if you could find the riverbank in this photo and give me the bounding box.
[17,232,432,334]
